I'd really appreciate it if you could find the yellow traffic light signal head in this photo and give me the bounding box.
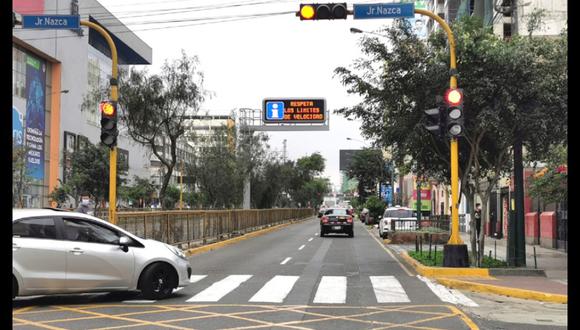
[300,4,316,20]
[100,101,116,116]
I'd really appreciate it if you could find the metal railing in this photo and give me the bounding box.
[98,208,313,247]
[389,217,451,233]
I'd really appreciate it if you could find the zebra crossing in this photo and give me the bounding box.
[124,274,478,307]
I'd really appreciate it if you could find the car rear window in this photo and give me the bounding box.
[385,210,414,218]
[326,209,348,215]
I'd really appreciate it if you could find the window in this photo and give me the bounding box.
[13,217,57,239]
[63,218,120,245]
[325,209,348,216]
[385,210,414,218]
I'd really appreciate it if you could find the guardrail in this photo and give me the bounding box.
[389,218,451,232]
[97,208,314,248]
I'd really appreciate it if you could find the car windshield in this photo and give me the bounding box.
[326,209,348,215]
[385,209,414,218]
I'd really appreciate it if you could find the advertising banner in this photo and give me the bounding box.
[13,106,24,146]
[24,54,46,181]
[403,0,428,39]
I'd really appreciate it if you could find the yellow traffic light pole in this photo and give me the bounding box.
[80,20,118,224]
[414,9,464,249]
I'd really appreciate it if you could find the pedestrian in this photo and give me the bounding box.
[474,203,482,238]
[76,194,93,215]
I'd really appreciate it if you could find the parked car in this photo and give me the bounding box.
[320,208,354,237]
[12,208,191,300]
[378,206,417,239]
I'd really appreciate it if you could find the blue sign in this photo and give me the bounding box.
[22,15,80,29]
[13,107,24,147]
[266,101,285,120]
[353,3,415,19]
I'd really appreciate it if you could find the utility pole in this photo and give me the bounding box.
[508,133,526,266]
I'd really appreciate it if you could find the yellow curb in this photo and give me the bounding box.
[436,277,568,304]
[185,217,311,256]
[399,251,491,278]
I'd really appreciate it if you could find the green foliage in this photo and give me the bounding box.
[162,185,181,209]
[364,195,386,220]
[12,145,31,207]
[346,148,389,203]
[63,141,127,210]
[48,183,70,206]
[119,176,157,207]
[118,50,206,206]
[528,145,567,205]
[409,251,507,268]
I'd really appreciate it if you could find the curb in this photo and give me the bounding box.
[399,251,491,277]
[435,277,568,304]
[185,217,312,256]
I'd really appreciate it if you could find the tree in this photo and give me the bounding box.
[335,17,566,265]
[346,148,389,203]
[118,50,206,208]
[187,127,242,208]
[12,145,31,207]
[63,141,127,213]
[527,144,567,207]
[119,176,157,208]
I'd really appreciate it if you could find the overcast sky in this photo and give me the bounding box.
[98,0,397,190]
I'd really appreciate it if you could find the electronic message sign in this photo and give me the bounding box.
[263,99,325,123]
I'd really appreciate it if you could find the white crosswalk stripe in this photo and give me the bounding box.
[370,276,410,303]
[189,275,207,283]
[417,275,478,307]
[313,276,347,304]
[249,275,299,303]
[186,275,252,302]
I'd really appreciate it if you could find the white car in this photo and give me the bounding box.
[378,206,417,239]
[13,208,191,300]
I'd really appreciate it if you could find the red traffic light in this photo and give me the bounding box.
[444,88,463,106]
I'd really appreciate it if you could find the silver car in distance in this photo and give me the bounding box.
[13,208,192,300]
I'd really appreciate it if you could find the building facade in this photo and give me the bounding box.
[13,0,152,208]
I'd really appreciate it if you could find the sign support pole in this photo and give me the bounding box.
[414,9,468,266]
[80,20,118,224]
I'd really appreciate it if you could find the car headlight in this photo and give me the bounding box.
[165,244,187,260]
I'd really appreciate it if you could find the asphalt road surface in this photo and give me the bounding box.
[12,217,564,330]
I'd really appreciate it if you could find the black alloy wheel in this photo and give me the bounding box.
[141,263,175,300]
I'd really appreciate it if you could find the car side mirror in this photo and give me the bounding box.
[119,236,130,252]
[378,216,382,219]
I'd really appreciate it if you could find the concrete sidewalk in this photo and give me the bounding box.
[459,232,568,282]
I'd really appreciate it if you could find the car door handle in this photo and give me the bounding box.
[69,248,84,255]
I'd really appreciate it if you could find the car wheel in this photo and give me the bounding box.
[320,228,325,237]
[349,230,354,238]
[140,263,176,300]
[382,232,388,239]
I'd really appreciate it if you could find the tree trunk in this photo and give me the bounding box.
[159,163,174,209]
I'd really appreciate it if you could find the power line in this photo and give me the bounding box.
[15,11,295,42]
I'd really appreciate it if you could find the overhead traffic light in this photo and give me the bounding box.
[299,3,348,20]
[100,100,118,148]
[444,88,464,137]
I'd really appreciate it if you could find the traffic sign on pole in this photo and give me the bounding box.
[353,3,415,19]
[22,15,80,29]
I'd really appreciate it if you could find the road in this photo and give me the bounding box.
[13,217,564,329]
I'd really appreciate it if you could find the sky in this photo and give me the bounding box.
[97,0,398,191]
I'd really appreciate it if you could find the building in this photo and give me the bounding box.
[13,0,152,208]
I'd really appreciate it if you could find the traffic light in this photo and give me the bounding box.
[444,88,464,137]
[423,96,445,138]
[100,100,118,148]
[299,3,348,20]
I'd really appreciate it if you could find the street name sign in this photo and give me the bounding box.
[22,15,80,29]
[263,99,326,123]
[353,3,415,19]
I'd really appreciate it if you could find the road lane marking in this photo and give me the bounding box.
[370,276,410,303]
[186,275,252,302]
[122,300,157,304]
[298,244,305,250]
[189,275,207,283]
[249,275,299,303]
[280,257,292,265]
[417,275,478,307]
[308,237,313,242]
[364,226,414,276]
[313,276,347,304]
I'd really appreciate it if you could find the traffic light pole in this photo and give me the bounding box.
[80,20,118,224]
[414,9,468,266]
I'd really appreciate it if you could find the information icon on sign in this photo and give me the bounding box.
[266,101,284,120]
